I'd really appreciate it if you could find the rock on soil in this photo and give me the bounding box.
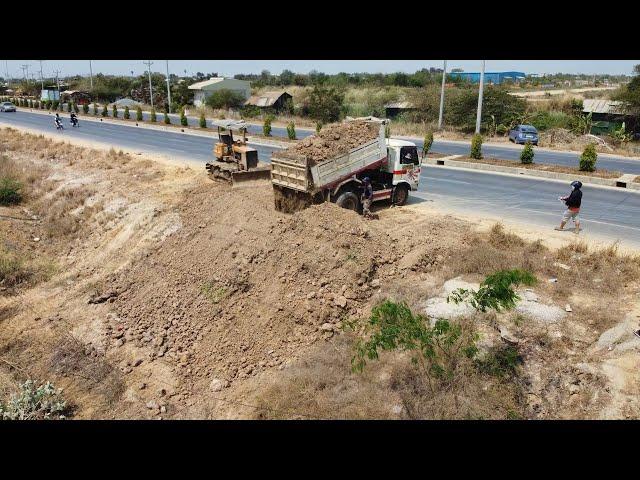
[274,120,379,165]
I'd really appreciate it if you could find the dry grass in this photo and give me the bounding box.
[453,156,621,179]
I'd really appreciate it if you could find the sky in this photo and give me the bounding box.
[3,60,638,80]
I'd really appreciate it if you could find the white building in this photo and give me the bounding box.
[188,77,252,107]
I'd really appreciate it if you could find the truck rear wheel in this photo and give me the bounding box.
[335,191,360,212]
[393,184,409,206]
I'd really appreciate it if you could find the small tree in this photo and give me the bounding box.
[92,103,98,115]
[112,104,118,118]
[316,121,323,134]
[263,115,273,136]
[470,133,483,159]
[136,105,143,121]
[180,107,188,126]
[82,103,89,114]
[579,143,598,172]
[286,121,296,140]
[520,141,534,164]
[199,112,207,128]
[164,110,171,124]
[124,105,130,119]
[150,108,157,122]
[73,103,79,114]
[384,123,391,139]
[67,101,73,113]
[423,131,434,156]
[101,104,108,117]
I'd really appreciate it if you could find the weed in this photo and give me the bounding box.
[0,379,69,420]
[200,282,227,304]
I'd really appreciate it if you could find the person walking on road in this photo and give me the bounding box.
[555,180,582,234]
[362,177,373,218]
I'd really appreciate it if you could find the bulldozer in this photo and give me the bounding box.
[205,119,272,187]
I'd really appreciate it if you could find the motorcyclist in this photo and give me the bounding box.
[54,113,63,129]
[70,111,78,126]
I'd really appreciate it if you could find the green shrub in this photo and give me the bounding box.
[112,104,118,118]
[263,115,273,136]
[470,133,483,159]
[52,100,59,111]
[92,103,98,115]
[384,123,391,139]
[579,143,597,172]
[423,131,434,156]
[0,178,23,205]
[73,103,79,114]
[180,107,188,126]
[164,111,170,124]
[0,379,68,420]
[67,102,73,113]
[286,121,296,140]
[101,104,108,117]
[199,112,207,128]
[520,141,534,164]
[150,108,157,122]
[82,104,89,114]
[205,89,246,110]
[316,121,323,134]
[46,100,52,110]
[124,106,130,119]
[136,106,143,121]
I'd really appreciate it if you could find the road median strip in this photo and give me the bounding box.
[424,155,640,190]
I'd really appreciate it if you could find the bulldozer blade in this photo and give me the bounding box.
[231,168,272,188]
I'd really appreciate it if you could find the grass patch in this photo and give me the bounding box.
[200,282,227,304]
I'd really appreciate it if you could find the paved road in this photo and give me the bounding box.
[2,110,639,247]
[38,106,640,175]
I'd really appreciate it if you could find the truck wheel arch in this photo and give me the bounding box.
[335,191,360,212]
[393,183,410,206]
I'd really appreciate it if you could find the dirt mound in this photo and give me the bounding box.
[275,120,379,165]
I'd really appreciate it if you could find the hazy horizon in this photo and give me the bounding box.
[3,60,638,80]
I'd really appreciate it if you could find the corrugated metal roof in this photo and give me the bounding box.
[245,91,291,107]
[384,101,415,109]
[188,77,251,90]
[583,99,626,115]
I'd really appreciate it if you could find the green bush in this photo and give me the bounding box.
[136,106,143,121]
[423,131,434,155]
[46,100,52,110]
[150,108,157,122]
[520,141,534,164]
[0,178,23,205]
[0,379,68,420]
[124,105,130,119]
[67,102,73,113]
[579,143,598,172]
[286,121,296,140]
[101,104,108,117]
[316,121,323,134]
[180,107,188,126]
[164,111,170,124]
[92,103,98,115]
[470,133,483,159]
[308,84,344,123]
[82,104,89,114]
[73,103,79,114]
[384,123,391,139]
[52,100,59,111]
[530,111,573,131]
[205,89,246,110]
[199,112,207,128]
[112,104,118,118]
[263,115,273,136]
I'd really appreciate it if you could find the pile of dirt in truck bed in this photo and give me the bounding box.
[275,120,379,165]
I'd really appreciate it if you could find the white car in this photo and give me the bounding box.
[0,101,16,112]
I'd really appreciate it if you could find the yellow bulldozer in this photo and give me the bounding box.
[205,119,272,187]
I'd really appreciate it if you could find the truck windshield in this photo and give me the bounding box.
[400,146,419,165]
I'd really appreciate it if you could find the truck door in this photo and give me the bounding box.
[396,146,420,191]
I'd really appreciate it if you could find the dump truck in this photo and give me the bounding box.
[271,117,421,213]
[205,119,272,187]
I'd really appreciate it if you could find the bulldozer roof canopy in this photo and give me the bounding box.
[210,119,249,130]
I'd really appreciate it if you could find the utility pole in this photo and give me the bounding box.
[5,60,10,88]
[165,60,172,114]
[89,60,93,90]
[438,60,447,130]
[475,60,485,135]
[53,69,61,103]
[144,60,154,108]
[20,64,29,81]
[38,60,44,91]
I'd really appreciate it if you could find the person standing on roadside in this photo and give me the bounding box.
[361,177,373,218]
[555,180,582,234]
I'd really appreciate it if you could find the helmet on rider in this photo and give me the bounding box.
[570,181,582,189]
[363,177,371,184]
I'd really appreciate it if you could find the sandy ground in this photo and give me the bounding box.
[1,128,639,419]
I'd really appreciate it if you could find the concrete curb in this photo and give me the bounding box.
[424,155,640,191]
[13,108,291,150]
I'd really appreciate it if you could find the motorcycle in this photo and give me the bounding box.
[54,119,64,130]
[70,116,79,127]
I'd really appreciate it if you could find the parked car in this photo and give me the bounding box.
[0,101,16,112]
[509,124,538,145]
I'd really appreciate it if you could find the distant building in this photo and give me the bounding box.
[583,99,637,134]
[244,91,292,112]
[384,101,416,118]
[188,77,251,107]
[41,89,60,101]
[448,71,526,84]
[61,90,92,105]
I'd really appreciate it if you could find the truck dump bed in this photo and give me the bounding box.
[271,119,386,194]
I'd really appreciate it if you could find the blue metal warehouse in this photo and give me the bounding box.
[449,71,526,84]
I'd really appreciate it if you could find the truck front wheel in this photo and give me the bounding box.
[393,184,409,206]
[335,191,360,212]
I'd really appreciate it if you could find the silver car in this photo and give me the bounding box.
[0,101,16,112]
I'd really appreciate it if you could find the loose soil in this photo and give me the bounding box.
[1,126,639,420]
[275,120,379,165]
